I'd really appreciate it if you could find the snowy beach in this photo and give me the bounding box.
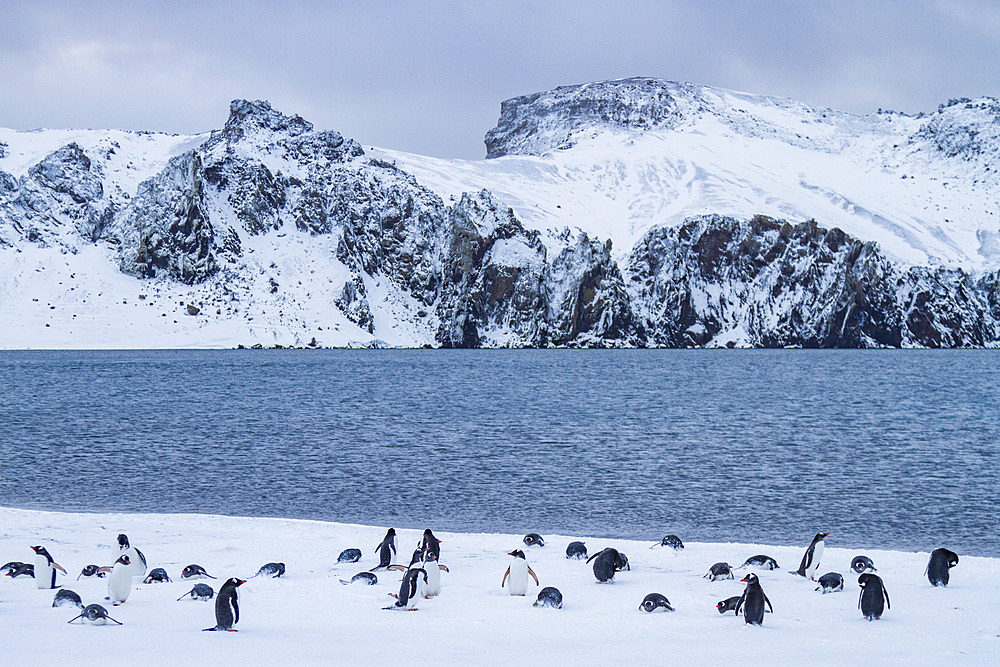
[2,507,997,665]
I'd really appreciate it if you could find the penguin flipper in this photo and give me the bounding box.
[501,567,510,588]
[764,595,774,613]
[735,593,746,615]
[438,564,449,572]
[385,565,407,572]
[67,613,84,624]
[203,627,221,631]
[53,563,68,575]
[528,567,539,585]
[884,587,890,610]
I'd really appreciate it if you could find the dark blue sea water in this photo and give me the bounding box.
[0,350,997,556]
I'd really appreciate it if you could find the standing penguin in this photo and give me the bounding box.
[926,548,959,587]
[421,529,441,561]
[793,532,828,580]
[107,555,133,606]
[384,568,428,610]
[116,534,147,579]
[30,546,67,589]
[372,528,396,570]
[421,549,448,598]
[735,573,773,625]
[204,578,246,631]
[858,573,890,620]
[502,550,539,596]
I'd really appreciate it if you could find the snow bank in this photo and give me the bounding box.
[1,507,996,665]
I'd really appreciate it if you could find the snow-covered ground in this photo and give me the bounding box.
[2,507,996,665]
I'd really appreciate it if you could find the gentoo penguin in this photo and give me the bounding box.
[815,572,844,593]
[652,535,684,550]
[858,573,890,620]
[793,532,828,580]
[851,556,877,574]
[717,596,741,614]
[5,563,34,578]
[116,534,147,579]
[587,548,630,583]
[384,568,428,610]
[143,568,171,583]
[421,549,448,598]
[340,572,378,586]
[740,555,780,570]
[639,593,674,612]
[565,541,587,560]
[177,583,215,601]
[68,603,122,626]
[926,548,959,587]
[421,529,442,560]
[523,533,545,547]
[1,561,26,575]
[107,554,133,606]
[253,562,285,578]
[534,587,563,608]
[736,573,773,625]
[502,550,539,595]
[204,578,246,630]
[30,545,66,589]
[703,562,734,581]
[373,528,396,570]
[53,589,84,608]
[181,564,216,580]
[78,564,107,580]
[337,548,362,563]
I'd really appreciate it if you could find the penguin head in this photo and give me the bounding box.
[858,573,878,588]
[117,534,130,548]
[80,564,99,578]
[386,528,396,536]
[741,573,759,585]
[30,545,46,555]
[116,555,131,566]
[226,578,246,587]
[423,549,438,563]
[815,532,830,541]
[508,550,527,560]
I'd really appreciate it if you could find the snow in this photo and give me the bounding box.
[2,507,996,665]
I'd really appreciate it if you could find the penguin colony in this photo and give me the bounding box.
[0,527,965,632]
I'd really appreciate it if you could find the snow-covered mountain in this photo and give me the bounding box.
[2,78,999,348]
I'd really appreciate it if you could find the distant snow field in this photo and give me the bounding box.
[2,507,997,665]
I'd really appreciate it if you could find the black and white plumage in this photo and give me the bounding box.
[373,528,396,570]
[533,586,563,608]
[181,564,216,580]
[30,545,67,589]
[703,562,734,581]
[5,562,34,578]
[253,562,285,578]
[653,535,684,550]
[1,561,26,575]
[204,578,245,630]
[117,534,147,579]
[740,555,780,570]
[107,554,133,605]
[337,548,362,563]
[850,556,877,574]
[587,548,630,583]
[736,573,773,625]
[78,564,107,580]
[384,568,427,610]
[421,529,442,560]
[639,593,674,612]
[793,532,828,580]
[926,548,959,587]
[143,568,171,583]
[502,549,540,595]
[717,596,741,614]
[858,573,890,620]
[53,589,84,608]
[177,583,215,601]
[68,603,122,626]
[523,533,545,547]
[565,541,587,560]
[815,572,844,593]
[340,571,378,585]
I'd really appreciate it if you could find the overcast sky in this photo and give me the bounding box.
[3,1,999,159]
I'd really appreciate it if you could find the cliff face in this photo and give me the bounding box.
[2,88,1000,348]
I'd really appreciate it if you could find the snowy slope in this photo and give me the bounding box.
[1,507,997,666]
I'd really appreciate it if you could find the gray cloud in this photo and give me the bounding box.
[2,0,999,158]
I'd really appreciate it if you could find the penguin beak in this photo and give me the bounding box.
[236,579,246,586]
[740,575,751,582]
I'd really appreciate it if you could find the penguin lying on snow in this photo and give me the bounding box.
[337,549,362,563]
[4,563,33,578]
[53,589,84,608]
[178,583,215,601]
[815,572,844,593]
[181,564,216,580]
[144,568,171,583]
[68,603,122,626]
[534,587,563,608]
[792,532,828,580]
[716,596,741,614]
[565,541,587,560]
[1,561,27,575]
[523,533,545,547]
[78,564,107,580]
[639,593,674,612]
[703,562,733,581]
[926,548,959,587]
[587,548,629,583]
[851,556,877,574]
[736,573,773,625]
[340,572,378,586]
[204,578,246,631]
[253,562,285,578]
[740,555,779,570]
[651,535,684,550]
